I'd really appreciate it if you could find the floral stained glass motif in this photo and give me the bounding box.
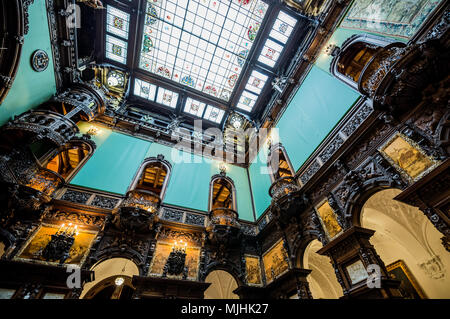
[257,10,297,68]
[269,11,297,44]
[106,6,130,39]
[245,70,268,94]
[237,90,258,112]
[106,35,128,64]
[156,87,178,108]
[184,98,206,117]
[134,78,157,101]
[258,39,283,67]
[139,0,269,101]
[204,105,225,123]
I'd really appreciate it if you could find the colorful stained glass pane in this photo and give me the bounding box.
[156,87,178,108]
[258,39,283,67]
[184,98,206,117]
[106,6,130,39]
[106,35,127,64]
[248,22,260,41]
[138,0,268,101]
[112,44,122,56]
[143,35,154,53]
[134,78,157,101]
[181,75,195,87]
[114,17,124,29]
[204,105,225,123]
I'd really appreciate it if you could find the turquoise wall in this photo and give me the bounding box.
[248,66,360,218]
[248,147,272,219]
[71,125,256,221]
[277,66,359,169]
[0,1,56,126]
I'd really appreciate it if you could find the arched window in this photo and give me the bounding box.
[268,143,295,183]
[209,176,236,211]
[330,34,400,90]
[40,141,94,181]
[129,156,171,200]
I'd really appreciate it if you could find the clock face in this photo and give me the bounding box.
[31,50,49,72]
[107,71,125,88]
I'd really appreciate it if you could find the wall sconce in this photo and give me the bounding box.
[325,43,341,57]
[162,240,189,279]
[41,223,79,264]
[266,135,273,149]
[114,277,125,286]
[87,125,101,136]
[219,162,227,175]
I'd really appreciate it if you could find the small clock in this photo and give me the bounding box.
[31,50,49,72]
[107,70,125,88]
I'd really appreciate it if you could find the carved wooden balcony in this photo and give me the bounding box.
[358,42,407,98]
[24,167,65,198]
[49,84,106,122]
[269,176,301,202]
[269,177,307,225]
[112,190,161,232]
[206,207,241,246]
[0,149,64,208]
[0,110,79,150]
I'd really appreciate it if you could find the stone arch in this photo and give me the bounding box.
[302,239,343,299]
[80,257,139,299]
[360,188,450,298]
[344,177,404,228]
[204,269,239,299]
[436,109,450,156]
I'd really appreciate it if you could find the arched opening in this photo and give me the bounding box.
[302,239,343,299]
[208,175,239,228]
[330,34,399,90]
[337,42,378,84]
[361,188,450,298]
[42,142,93,181]
[130,157,171,200]
[210,177,235,211]
[80,257,139,299]
[268,144,295,183]
[204,270,239,299]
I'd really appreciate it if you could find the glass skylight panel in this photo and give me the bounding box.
[106,6,130,39]
[237,90,258,112]
[269,11,297,44]
[203,105,225,123]
[245,70,268,94]
[139,0,269,101]
[184,98,206,117]
[156,87,178,108]
[134,79,157,101]
[105,35,128,64]
[258,39,283,68]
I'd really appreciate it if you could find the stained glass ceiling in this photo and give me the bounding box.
[102,0,303,126]
[139,0,268,102]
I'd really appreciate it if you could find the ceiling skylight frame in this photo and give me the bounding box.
[137,0,271,103]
